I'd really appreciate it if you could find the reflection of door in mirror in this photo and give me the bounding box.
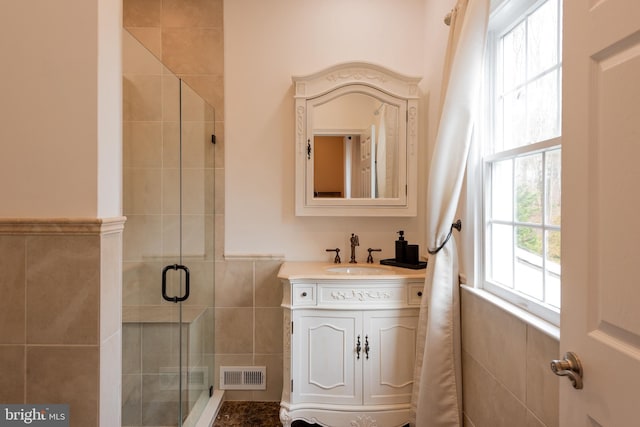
[314,135,345,197]
[314,134,375,199]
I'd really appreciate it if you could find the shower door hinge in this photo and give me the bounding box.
[211,134,216,144]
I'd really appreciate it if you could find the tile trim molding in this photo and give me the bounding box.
[223,253,285,261]
[0,217,127,235]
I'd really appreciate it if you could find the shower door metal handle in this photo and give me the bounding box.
[162,264,190,303]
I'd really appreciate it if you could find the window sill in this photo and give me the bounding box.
[460,284,560,341]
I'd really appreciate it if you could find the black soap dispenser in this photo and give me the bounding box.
[395,230,407,263]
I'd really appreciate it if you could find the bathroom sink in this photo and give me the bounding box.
[325,265,392,275]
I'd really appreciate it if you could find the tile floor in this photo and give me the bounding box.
[213,401,317,427]
[213,401,281,427]
[212,401,411,427]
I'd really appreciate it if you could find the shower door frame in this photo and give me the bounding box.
[122,30,216,427]
[159,77,216,427]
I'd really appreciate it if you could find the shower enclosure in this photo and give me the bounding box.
[121,30,217,426]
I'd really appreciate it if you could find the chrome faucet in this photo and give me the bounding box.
[349,233,360,263]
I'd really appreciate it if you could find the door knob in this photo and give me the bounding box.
[550,351,583,389]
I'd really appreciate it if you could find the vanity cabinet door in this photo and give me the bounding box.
[294,310,363,405]
[363,309,418,405]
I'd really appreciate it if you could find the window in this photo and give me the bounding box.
[481,0,562,324]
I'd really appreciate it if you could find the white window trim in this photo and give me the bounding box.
[462,0,562,327]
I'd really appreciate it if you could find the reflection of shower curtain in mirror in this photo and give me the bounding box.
[376,104,387,197]
[351,132,371,198]
[388,106,399,197]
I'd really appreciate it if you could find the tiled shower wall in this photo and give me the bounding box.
[123,0,225,112]
[122,307,208,425]
[122,25,219,424]
[461,288,560,427]
[124,0,284,403]
[123,0,225,263]
[213,259,283,401]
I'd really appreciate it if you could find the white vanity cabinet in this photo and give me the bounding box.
[296,309,417,406]
[278,263,425,427]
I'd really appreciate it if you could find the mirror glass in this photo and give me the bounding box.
[311,91,401,199]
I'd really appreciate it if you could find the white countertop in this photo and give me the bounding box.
[277,261,427,281]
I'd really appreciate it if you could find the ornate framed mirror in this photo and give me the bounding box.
[293,62,421,216]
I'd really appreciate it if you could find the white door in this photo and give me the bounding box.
[363,309,418,405]
[295,310,362,405]
[561,0,640,425]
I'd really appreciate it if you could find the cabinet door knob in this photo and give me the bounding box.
[417,291,423,297]
[302,292,308,297]
[356,335,361,359]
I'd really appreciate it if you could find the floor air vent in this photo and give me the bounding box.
[220,366,266,390]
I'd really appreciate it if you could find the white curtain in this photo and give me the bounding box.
[439,1,468,113]
[410,0,489,426]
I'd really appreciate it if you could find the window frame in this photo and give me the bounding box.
[473,0,562,326]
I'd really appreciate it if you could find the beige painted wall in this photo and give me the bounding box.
[0,3,124,425]
[224,0,435,260]
[0,0,122,218]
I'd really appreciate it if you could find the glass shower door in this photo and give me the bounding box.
[161,78,217,426]
[122,29,216,427]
